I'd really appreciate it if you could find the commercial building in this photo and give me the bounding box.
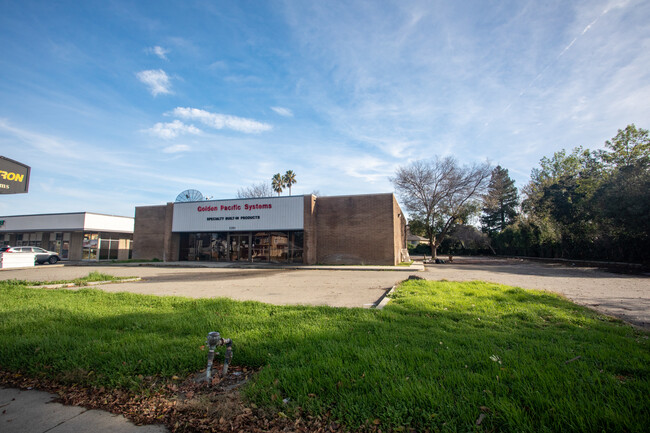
[133,193,408,265]
[0,212,134,261]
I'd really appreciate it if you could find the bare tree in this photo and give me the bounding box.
[391,157,491,258]
[236,182,273,198]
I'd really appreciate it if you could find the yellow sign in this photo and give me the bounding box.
[0,156,30,195]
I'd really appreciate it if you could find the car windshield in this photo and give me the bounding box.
[34,248,46,252]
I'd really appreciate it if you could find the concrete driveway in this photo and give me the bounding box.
[2,259,648,327]
[0,265,407,308]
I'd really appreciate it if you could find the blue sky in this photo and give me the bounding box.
[1,0,649,217]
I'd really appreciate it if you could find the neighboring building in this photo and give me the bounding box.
[406,234,428,247]
[0,212,134,261]
[133,193,408,265]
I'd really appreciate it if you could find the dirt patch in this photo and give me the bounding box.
[0,367,343,433]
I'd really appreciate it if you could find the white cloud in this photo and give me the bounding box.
[136,69,172,96]
[171,107,272,133]
[146,120,200,139]
[151,45,169,60]
[271,106,294,117]
[162,144,191,153]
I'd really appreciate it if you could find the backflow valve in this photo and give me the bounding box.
[205,331,233,380]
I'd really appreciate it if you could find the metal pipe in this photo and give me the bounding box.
[205,331,221,381]
[204,331,234,381]
[221,338,233,376]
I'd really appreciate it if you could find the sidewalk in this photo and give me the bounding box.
[0,387,167,433]
[72,260,425,272]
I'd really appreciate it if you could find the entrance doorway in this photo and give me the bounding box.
[178,231,303,263]
[228,234,251,261]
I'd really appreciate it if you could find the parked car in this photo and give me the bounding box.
[10,246,60,264]
[0,245,15,253]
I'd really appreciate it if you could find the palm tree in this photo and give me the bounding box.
[271,173,285,196]
[283,170,297,195]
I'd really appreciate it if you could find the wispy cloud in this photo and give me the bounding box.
[136,69,172,96]
[145,120,200,139]
[0,119,140,170]
[147,45,169,60]
[171,107,272,133]
[162,144,191,153]
[271,106,293,117]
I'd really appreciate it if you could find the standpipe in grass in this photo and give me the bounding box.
[203,331,233,381]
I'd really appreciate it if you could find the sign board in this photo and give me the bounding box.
[172,196,304,232]
[0,156,30,194]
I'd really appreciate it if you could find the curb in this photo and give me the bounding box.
[66,262,426,272]
[374,285,397,310]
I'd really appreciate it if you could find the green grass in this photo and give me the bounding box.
[0,279,648,432]
[5,271,134,286]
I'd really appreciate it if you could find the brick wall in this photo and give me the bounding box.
[314,193,400,265]
[132,204,173,260]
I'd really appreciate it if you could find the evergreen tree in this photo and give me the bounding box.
[481,166,518,235]
[271,173,285,196]
[283,170,297,195]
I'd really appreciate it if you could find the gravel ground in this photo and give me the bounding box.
[2,258,648,328]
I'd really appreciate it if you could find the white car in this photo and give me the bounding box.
[10,246,61,264]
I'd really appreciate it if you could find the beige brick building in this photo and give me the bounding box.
[133,193,407,265]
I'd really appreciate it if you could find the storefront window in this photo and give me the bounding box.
[180,233,228,261]
[252,232,270,262]
[82,233,99,260]
[290,231,304,263]
[179,231,303,263]
[99,238,120,260]
[269,232,288,262]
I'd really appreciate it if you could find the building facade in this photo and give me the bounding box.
[0,212,134,261]
[133,193,407,265]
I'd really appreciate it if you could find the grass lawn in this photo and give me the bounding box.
[0,277,648,432]
[4,270,134,286]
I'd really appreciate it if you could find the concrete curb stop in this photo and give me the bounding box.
[374,285,397,310]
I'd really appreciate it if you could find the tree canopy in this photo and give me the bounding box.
[481,165,518,235]
[493,124,650,263]
[283,170,297,195]
[237,182,273,199]
[391,157,491,257]
[271,173,285,196]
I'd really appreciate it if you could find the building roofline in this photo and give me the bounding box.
[314,192,394,199]
[0,212,133,219]
[170,195,307,205]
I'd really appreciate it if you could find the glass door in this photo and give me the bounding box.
[228,233,251,261]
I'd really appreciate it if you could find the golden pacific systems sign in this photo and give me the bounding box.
[0,156,30,194]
